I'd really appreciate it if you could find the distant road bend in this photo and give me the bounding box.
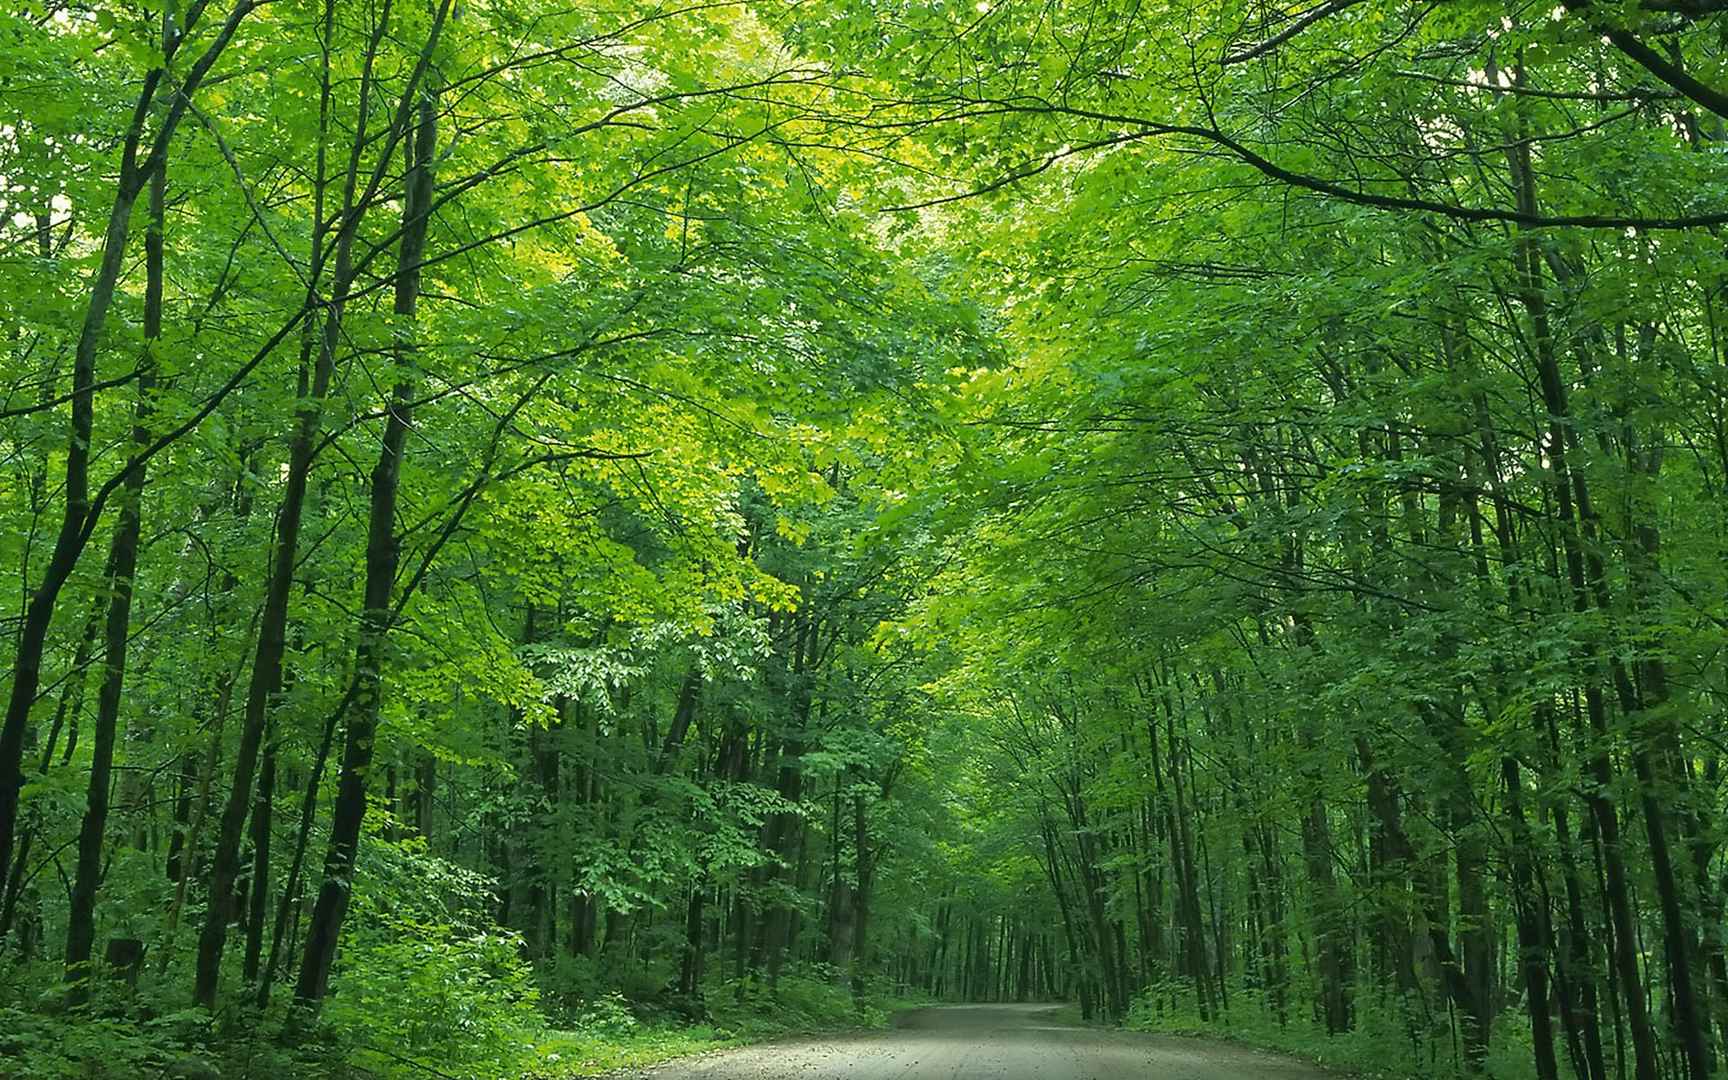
[627,1003,1331,1079]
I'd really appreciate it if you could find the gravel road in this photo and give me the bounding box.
[620,1003,1333,1079]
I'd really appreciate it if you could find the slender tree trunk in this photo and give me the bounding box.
[242,739,276,983]
[1502,755,1561,1080]
[192,0,420,1004]
[0,601,101,946]
[295,70,440,1006]
[0,109,152,894]
[759,614,815,988]
[1501,131,1661,1080]
[679,876,707,997]
[64,154,167,998]
[194,100,352,1014]
[851,788,875,998]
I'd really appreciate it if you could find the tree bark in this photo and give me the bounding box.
[295,68,440,1005]
[1506,136,1660,1080]
[64,152,166,998]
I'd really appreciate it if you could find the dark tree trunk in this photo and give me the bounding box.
[1506,134,1660,1080]
[191,6,369,1001]
[295,70,440,1007]
[242,741,276,983]
[64,155,166,998]
[0,132,148,897]
[1502,755,1561,1080]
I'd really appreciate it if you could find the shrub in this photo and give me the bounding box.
[316,839,546,1079]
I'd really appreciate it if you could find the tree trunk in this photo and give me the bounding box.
[295,70,439,1005]
[1506,133,1661,1080]
[64,156,166,997]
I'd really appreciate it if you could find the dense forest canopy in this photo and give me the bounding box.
[2,0,1727,1076]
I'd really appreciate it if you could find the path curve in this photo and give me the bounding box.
[621,1003,1332,1079]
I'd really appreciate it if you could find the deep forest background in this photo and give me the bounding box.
[3,0,1728,1077]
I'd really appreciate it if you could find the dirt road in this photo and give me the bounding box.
[625,1003,1332,1079]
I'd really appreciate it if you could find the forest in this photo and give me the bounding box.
[1,0,1727,1076]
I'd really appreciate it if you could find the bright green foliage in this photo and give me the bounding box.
[5,0,1728,1075]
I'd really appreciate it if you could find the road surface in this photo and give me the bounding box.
[624,1003,1331,1079]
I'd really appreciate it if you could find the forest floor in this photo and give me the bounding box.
[597,1003,1334,1079]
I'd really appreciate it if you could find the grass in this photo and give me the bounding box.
[518,1024,747,1078]
[515,977,935,1079]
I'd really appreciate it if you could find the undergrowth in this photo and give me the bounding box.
[1124,981,1571,1080]
[523,975,929,1079]
[0,965,927,1080]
